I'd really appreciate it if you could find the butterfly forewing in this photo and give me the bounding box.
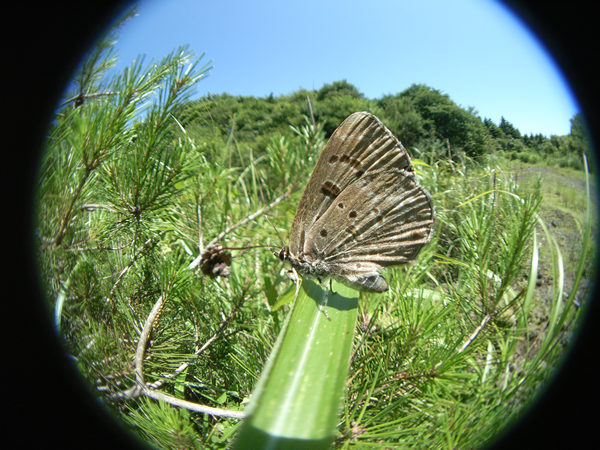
[308,173,433,266]
[289,112,415,254]
[284,111,434,292]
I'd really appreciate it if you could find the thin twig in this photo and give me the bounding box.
[108,293,248,420]
[108,236,156,301]
[59,91,121,108]
[189,191,289,270]
[197,193,204,254]
[65,241,132,251]
[54,170,93,247]
[80,203,118,212]
[208,190,290,247]
[144,389,245,419]
[145,291,247,391]
[456,314,491,354]
[109,295,167,400]
[306,95,315,126]
[370,314,494,395]
[434,314,491,371]
[134,295,166,389]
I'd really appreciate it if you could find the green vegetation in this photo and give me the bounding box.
[178,80,591,172]
[36,28,594,449]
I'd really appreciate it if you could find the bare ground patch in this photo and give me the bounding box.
[510,165,595,372]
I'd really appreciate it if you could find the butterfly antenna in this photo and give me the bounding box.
[265,215,286,248]
[221,245,278,251]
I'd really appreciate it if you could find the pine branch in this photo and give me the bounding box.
[109,291,247,420]
[108,235,157,301]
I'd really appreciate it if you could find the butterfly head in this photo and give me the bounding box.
[275,246,290,262]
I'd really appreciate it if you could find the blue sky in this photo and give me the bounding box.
[108,0,579,136]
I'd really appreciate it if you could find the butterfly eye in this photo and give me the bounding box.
[349,211,357,219]
[320,229,328,237]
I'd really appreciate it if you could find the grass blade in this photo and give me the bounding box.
[234,279,358,449]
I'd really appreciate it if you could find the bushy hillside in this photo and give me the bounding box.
[177,79,590,170]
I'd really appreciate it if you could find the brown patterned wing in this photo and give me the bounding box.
[288,111,417,256]
[306,167,434,267]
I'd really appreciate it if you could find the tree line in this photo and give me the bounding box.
[177,80,590,170]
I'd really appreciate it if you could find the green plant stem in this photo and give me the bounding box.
[234,279,358,449]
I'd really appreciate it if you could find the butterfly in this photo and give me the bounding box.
[276,111,434,293]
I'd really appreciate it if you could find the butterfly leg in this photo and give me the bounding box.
[289,267,302,304]
[317,279,332,321]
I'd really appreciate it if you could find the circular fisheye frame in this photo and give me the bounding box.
[23,0,598,448]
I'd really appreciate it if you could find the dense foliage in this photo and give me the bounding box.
[178,79,590,170]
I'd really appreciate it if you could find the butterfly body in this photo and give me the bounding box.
[277,245,388,292]
[278,111,434,293]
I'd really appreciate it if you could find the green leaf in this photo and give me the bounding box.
[262,273,278,308]
[271,282,295,311]
[234,279,358,449]
[216,392,227,405]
